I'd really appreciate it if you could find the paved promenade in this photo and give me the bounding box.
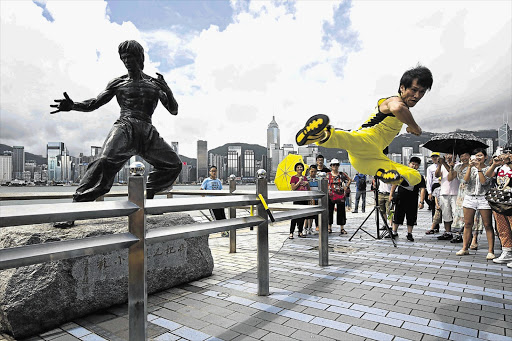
[3,204,512,341]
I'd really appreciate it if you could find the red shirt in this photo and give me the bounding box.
[290,175,309,191]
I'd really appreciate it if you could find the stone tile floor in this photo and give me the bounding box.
[2,205,511,341]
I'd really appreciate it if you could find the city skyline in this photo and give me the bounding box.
[0,117,506,184]
[1,1,511,158]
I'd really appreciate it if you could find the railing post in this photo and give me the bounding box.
[128,175,147,341]
[319,178,329,266]
[256,174,269,296]
[229,176,237,253]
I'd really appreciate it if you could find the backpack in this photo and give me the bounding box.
[357,175,366,191]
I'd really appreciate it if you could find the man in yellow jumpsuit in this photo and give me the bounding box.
[296,65,432,187]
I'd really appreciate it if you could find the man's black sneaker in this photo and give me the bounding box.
[437,233,453,241]
[295,114,331,146]
[407,233,414,242]
[385,232,398,239]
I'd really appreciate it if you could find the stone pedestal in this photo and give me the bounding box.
[0,213,214,339]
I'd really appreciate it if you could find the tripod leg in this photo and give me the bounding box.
[348,207,378,241]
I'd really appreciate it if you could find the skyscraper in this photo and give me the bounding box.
[47,142,64,182]
[498,123,510,147]
[0,155,12,183]
[227,146,242,177]
[243,149,255,178]
[402,147,413,165]
[171,142,179,155]
[12,146,25,180]
[485,138,494,156]
[197,140,208,182]
[209,153,226,180]
[267,116,280,157]
[91,146,102,160]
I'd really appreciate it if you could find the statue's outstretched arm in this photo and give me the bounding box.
[50,79,119,114]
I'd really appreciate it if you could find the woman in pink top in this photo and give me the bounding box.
[289,163,310,239]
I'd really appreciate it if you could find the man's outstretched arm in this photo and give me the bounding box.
[386,100,422,136]
[50,79,119,114]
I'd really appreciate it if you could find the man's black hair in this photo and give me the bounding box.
[118,40,145,70]
[209,165,217,170]
[472,148,487,156]
[410,156,422,165]
[309,164,318,170]
[316,154,324,160]
[398,65,433,94]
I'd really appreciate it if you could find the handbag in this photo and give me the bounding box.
[485,188,512,216]
[328,173,345,202]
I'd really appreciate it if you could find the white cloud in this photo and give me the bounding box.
[1,0,510,160]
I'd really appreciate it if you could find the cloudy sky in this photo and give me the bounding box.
[1,0,510,159]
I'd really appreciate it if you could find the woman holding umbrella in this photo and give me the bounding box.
[327,159,351,235]
[289,162,310,239]
[456,149,495,259]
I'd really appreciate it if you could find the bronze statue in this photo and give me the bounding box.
[51,40,182,227]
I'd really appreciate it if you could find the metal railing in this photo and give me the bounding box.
[0,176,329,340]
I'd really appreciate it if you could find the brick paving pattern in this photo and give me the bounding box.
[2,203,511,341]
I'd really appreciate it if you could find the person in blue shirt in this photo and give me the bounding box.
[353,173,367,213]
[306,165,319,233]
[201,166,227,235]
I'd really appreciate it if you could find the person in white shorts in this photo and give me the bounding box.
[456,149,495,259]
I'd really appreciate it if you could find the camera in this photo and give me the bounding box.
[470,155,476,161]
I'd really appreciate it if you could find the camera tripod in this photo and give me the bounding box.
[348,179,397,247]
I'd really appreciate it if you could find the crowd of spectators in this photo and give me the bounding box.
[284,148,512,268]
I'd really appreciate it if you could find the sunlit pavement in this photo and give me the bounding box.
[4,204,511,341]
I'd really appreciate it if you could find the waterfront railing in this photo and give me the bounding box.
[0,175,329,341]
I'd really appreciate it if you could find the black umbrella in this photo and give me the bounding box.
[422,132,488,155]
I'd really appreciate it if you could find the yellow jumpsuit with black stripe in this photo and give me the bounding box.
[319,96,422,186]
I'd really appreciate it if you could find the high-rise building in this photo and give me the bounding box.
[485,138,494,156]
[498,123,510,147]
[267,116,280,157]
[391,153,402,164]
[282,144,295,156]
[171,142,179,155]
[24,160,37,181]
[402,147,413,165]
[181,163,193,183]
[91,146,102,160]
[12,146,24,180]
[243,150,255,178]
[209,153,226,180]
[47,142,64,182]
[270,148,284,180]
[197,140,208,182]
[227,150,239,177]
[0,155,12,183]
[227,146,242,177]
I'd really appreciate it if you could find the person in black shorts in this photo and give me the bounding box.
[387,156,426,241]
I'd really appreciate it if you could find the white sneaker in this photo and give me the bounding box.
[493,250,512,264]
[508,262,512,268]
